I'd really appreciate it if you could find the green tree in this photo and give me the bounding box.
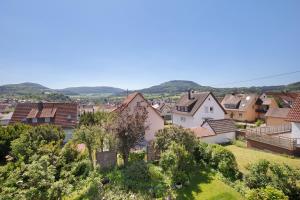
[155,126,197,153]
[0,124,30,163]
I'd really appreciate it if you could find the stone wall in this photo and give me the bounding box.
[146,142,160,162]
[96,150,117,169]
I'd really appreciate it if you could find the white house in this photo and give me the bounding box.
[172,91,226,128]
[114,92,164,142]
[287,95,300,144]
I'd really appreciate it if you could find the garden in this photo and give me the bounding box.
[1,110,300,199]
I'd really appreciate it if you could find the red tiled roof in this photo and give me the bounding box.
[287,96,300,122]
[114,92,163,119]
[10,102,78,128]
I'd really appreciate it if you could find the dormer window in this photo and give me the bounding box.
[67,115,72,121]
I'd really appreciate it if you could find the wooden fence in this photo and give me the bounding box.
[246,124,299,150]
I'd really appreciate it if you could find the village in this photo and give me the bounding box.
[1,88,300,199]
[1,0,300,199]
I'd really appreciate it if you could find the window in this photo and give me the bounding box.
[67,115,72,120]
[180,117,186,122]
[209,106,214,113]
[239,113,243,118]
[45,117,50,123]
[205,106,209,113]
[137,102,141,107]
[32,118,37,123]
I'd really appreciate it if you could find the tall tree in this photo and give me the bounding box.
[113,106,148,166]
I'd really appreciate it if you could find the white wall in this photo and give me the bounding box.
[64,128,74,142]
[200,132,236,144]
[172,94,225,128]
[127,94,164,142]
[291,122,300,144]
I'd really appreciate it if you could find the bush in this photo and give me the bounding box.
[208,144,239,179]
[255,119,264,127]
[193,142,210,164]
[124,161,150,190]
[245,159,300,200]
[245,159,271,188]
[129,151,145,163]
[246,186,288,200]
[159,142,194,185]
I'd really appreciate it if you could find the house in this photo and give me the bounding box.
[265,108,290,126]
[79,104,94,115]
[266,92,299,108]
[153,102,175,121]
[221,93,259,122]
[286,95,300,145]
[0,112,13,126]
[10,102,79,141]
[190,119,236,144]
[114,92,164,142]
[256,93,278,119]
[172,91,226,128]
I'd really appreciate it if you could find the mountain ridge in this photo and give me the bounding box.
[0,81,299,97]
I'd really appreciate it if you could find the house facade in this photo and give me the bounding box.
[265,108,290,126]
[172,91,226,128]
[10,102,79,141]
[114,92,164,142]
[287,95,300,144]
[221,93,259,122]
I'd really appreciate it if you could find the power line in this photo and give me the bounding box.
[210,70,300,87]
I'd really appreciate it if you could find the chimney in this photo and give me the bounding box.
[37,101,43,111]
[188,89,192,100]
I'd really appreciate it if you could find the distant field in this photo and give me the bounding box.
[225,144,300,173]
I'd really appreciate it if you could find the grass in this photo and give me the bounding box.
[177,168,242,200]
[225,144,300,173]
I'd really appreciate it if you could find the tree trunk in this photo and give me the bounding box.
[87,146,94,170]
[122,152,129,166]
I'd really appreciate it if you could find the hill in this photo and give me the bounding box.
[0,82,51,95]
[139,80,212,94]
[58,86,125,95]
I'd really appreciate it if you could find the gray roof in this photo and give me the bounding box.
[221,93,258,111]
[204,119,236,134]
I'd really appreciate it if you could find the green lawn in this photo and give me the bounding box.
[177,168,242,200]
[225,144,300,173]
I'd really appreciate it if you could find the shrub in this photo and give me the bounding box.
[159,142,194,184]
[255,119,264,127]
[245,159,300,200]
[124,161,150,190]
[246,186,288,200]
[209,144,239,179]
[129,151,145,163]
[193,141,210,163]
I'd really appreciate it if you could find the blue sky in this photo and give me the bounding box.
[0,0,299,89]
